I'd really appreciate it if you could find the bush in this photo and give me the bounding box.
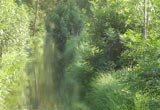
[116,68,160,110]
[0,52,28,110]
[87,73,134,110]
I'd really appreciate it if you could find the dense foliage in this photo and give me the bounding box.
[0,0,30,110]
[1,0,160,110]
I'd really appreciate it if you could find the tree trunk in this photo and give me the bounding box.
[33,0,39,109]
[144,0,148,39]
[33,0,39,36]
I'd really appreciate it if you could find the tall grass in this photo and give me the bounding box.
[87,73,134,110]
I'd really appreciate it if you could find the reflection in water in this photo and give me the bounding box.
[27,32,79,110]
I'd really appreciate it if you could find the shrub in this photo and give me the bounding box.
[87,73,134,110]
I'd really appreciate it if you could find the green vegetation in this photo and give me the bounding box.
[0,0,160,110]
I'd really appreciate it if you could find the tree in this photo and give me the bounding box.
[87,0,129,70]
[0,0,30,109]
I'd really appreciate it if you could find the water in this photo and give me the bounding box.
[27,31,76,110]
